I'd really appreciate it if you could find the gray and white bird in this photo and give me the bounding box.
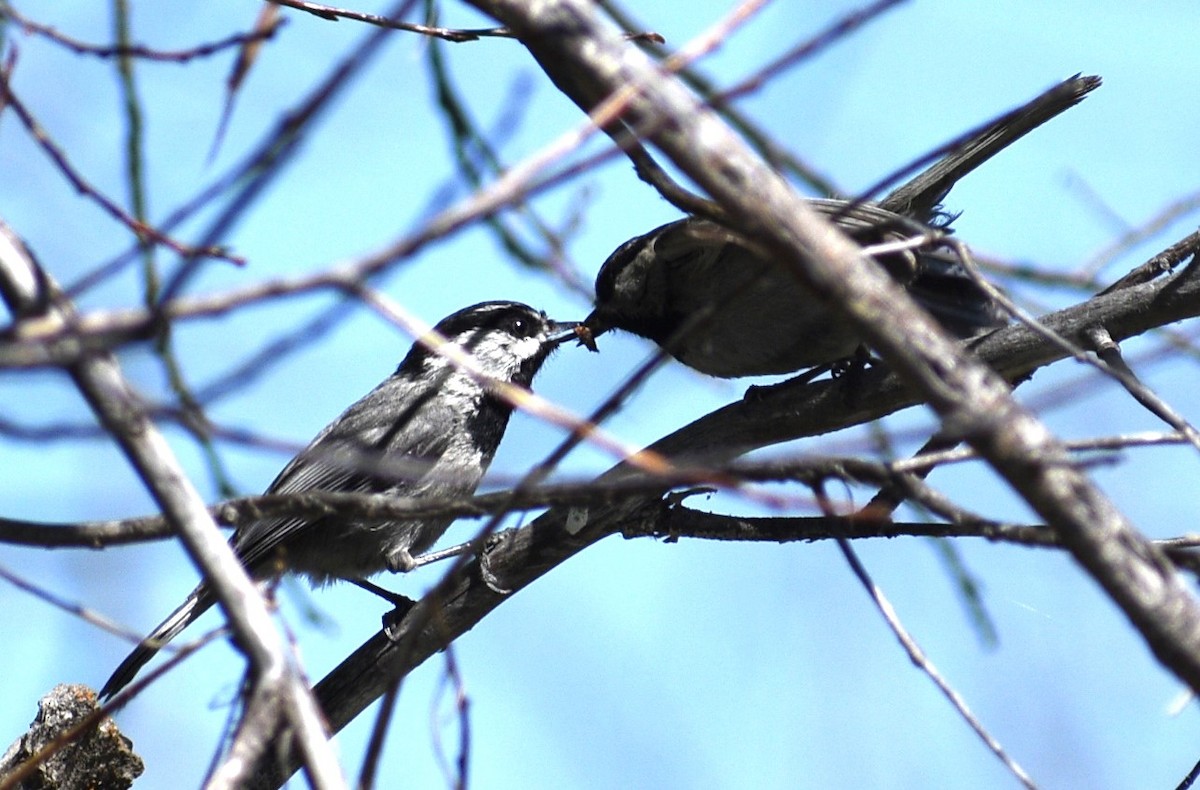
[579,75,1100,378]
[100,301,575,699]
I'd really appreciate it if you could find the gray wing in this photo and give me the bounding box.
[652,219,759,318]
[233,375,454,573]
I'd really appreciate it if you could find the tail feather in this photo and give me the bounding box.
[881,74,1101,221]
[99,588,213,700]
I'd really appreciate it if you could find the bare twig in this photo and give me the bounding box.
[0,562,152,643]
[0,2,285,61]
[0,428,1182,550]
[430,648,471,790]
[269,0,513,41]
[1100,227,1200,295]
[595,0,841,194]
[355,683,401,790]
[718,0,907,108]
[813,483,1037,789]
[0,73,242,266]
[423,15,590,292]
[1081,189,1200,279]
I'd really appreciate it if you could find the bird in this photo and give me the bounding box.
[99,301,576,700]
[577,74,1100,379]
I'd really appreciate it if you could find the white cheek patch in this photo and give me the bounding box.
[511,334,545,360]
[463,332,545,379]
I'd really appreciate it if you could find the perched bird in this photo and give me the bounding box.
[582,202,1006,377]
[579,74,1100,378]
[100,301,575,699]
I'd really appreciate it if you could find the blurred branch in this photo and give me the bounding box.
[718,0,907,112]
[111,0,150,296]
[0,563,150,643]
[1081,189,1200,278]
[0,68,242,266]
[977,252,1106,292]
[427,647,471,790]
[155,0,424,307]
[211,5,284,163]
[105,0,240,498]
[0,2,285,61]
[424,17,590,292]
[979,193,1200,296]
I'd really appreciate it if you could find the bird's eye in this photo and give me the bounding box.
[509,316,536,338]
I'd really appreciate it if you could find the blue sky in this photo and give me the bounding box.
[2,1,1200,788]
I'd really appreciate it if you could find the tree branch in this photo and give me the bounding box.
[0,218,343,787]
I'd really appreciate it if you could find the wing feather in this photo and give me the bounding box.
[233,374,456,572]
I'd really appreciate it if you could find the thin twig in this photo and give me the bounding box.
[0,562,157,643]
[0,72,242,265]
[0,432,1191,550]
[595,0,842,194]
[0,2,285,61]
[1082,327,1200,455]
[832,529,1037,787]
[1081,190,1200,279]
[423,12,590,292]
[269,0,512,41]
[430,647,471,790]
[811,482,1037,788]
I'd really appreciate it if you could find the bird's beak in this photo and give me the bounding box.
[574,309,609,353]
[547,319,583,347]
